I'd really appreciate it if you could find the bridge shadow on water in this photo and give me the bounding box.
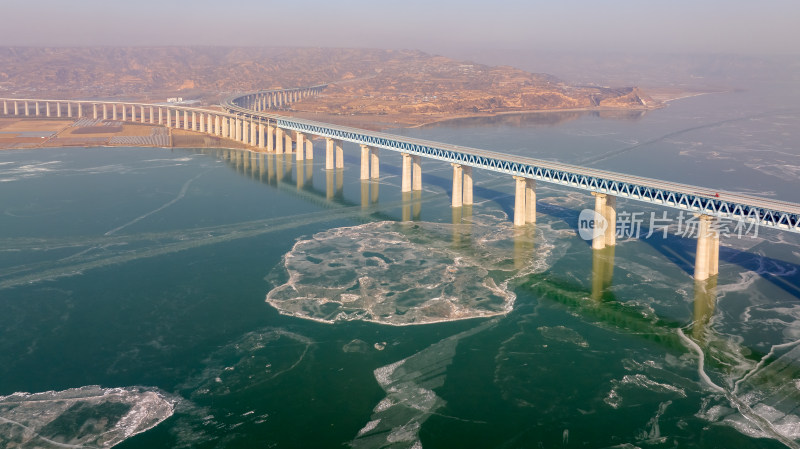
[210,147,800,302]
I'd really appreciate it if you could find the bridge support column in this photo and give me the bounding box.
[166,109,173,128]
[250,120,256,146]
[77,103,82,118]
[275,128,284,153]
[121,104,126,121]
[525,179,536,224]
[284,131,293,154]
[183,111,189,130]
[191,112,196,130]
[34,101,40,116]
[158,108,163,125]
[464,167,474,206]
[305,136,314,160]
[412,155,422,191]
[514,176,528,226]
[112,104,117,120]
[45,102,50,117]
[2,100,7,116]
[14,101,19,116]
[452,164,464,208]
[335,140,344,169]
[370,147,379,179]
[693,215,720,281]
[103,104,108,120]
[591,193,616,250]
[93,104,98,120]
[325,138,335,169]
[215,115,221,136]
[402,153,412,192]
[266,125,274,151]
[296,133,305,161]
[24,101,29,116]
[360,144,370,180]
[258,123,265,149]
[150,106,155,124]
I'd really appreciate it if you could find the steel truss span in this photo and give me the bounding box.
[223,90,800,235]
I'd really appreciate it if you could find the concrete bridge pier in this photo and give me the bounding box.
[24,101,29,116]
[305,136,314,160]
[296,133,307,160]
[2,100,6,115]
[258,123,265,149]
[77,103,82,118]
[360,144,370,180]
[166,109,172,128]
[452,164,463,207]
[266,125,274,151]
[112,104,117,120]
[693,215,720,281]
[158,108,163,125]
[284,132,293,155]
[402,154,413,192]
[370,147,379,179]
[103,104,108,120]
[93,104,98,120]
[183,111,189,130]
[150,106,155,125]
[215,116,221,136]
[591,192,617,250]
[121,104,126,121]
[325,138,335,170]
[275,128,284,154]
[34,102,39,116]
[513,176,536,226]
[14,101,18,116]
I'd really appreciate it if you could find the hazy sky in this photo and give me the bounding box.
[2,0,798,56]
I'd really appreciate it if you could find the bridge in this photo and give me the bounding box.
[2,85,799,285]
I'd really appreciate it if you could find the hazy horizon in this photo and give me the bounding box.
[3,0,798,57]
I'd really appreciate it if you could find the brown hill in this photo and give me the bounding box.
[0,47,658,126]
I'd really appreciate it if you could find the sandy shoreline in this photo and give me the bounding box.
[0,87,724,150]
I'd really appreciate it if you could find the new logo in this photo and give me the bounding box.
[577,209,607,241]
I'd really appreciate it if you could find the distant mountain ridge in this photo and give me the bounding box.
[0,47,658,125]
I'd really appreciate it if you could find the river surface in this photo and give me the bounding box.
[1,75,800,448]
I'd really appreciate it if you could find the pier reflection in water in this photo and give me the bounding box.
[591,246,615,301]
[692,277,717,341]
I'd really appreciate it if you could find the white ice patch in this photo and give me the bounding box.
[693,338,800,448]
[352,320,495,448]
[178,328,312,400]
[267,217,551,326]
[0,385,175,448]
[538,326,589,347]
